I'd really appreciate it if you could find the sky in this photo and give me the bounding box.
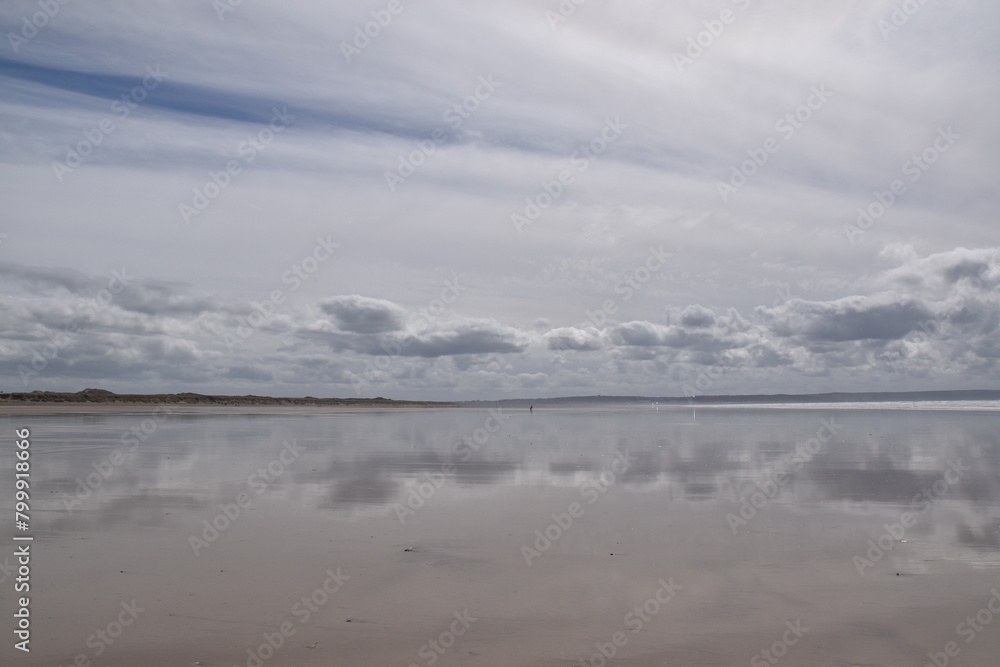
[0,0,997,401]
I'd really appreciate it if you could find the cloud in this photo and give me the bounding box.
[544,327,605,351]
[879,245,1000,296]
[0,261,99,293]
[302,302,531,359]
[613,308,756,354]
[2,243,997,397]
[321,295,404,334]
[678,305,715,328]
[762,296,935,343]
[0,261,230,318]
[402,322,529,357]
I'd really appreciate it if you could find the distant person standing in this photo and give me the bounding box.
[529,405,533,412]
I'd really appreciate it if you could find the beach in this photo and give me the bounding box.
[2,403,999,665]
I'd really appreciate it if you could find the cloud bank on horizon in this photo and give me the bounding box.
[0,0,997,400]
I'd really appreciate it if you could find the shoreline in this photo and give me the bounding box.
[0,388,457,411]
[4,400,1000,415]
[0,402,458,414]
[4,388,999,415]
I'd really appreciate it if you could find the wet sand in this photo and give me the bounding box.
[2,405,999,665]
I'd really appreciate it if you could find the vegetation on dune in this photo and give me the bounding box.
[0,388,456,407]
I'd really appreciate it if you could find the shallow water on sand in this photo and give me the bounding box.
[2,405,999,666]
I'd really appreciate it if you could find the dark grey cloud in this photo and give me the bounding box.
[613,319,749,353]
[321,295,404,334]
[544,327,605,352]
[678,305,716,328]
[766,298,934,343]
[302,311,529,360]
[116,283,229,317]
[402,323,529,358]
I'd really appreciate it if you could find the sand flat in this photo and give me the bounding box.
[3,406,999,665]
